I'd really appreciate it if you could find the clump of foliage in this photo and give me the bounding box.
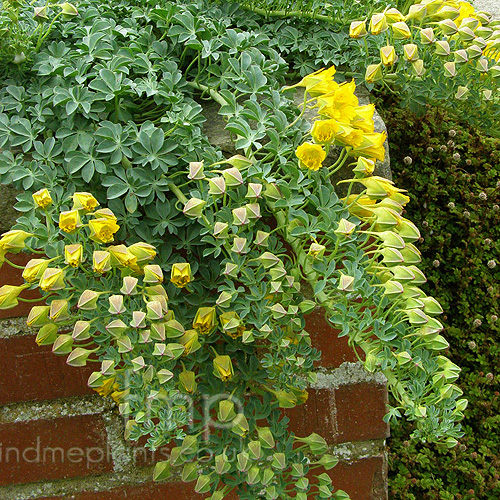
[377,97,500,500]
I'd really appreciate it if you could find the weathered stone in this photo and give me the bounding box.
[202,86,391,198]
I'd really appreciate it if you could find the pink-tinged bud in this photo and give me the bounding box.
[254,230,270,247]
[419,28,435,44]
[72,321,91,341]
[213,222,229,239]
[183,198,206,218]
[216,291,232,308]
[146,301,164,321]
[188,161,205,180]
[246,183,263,199]
[438,19,458,36]
[338,274,355,292]
[444,61,456,77]
[467,45,483,59]
[454,49,468,64]
[403,44,419,62]
[258,252,281,269]
[52,334,73,355]
[391,21,411,39]
[335,218,357,237]
[223,262,239,278]
[77,290,101,310]
[208,176,226,196]
[222,167,244,187]
[245,203,261,220]
[108,295,126,315]
[120,276,139,295]
[477,57,489,73]
[411,59,425,76]
[157,369,174,384]
[130,311,147,329]
[455,85,469,100]
[33,6,49,21]
[117,336,133,353]
[263,183,282,201]
[143,264,164,284]
[105,319,128,336]
[232,207,249,226]
[101,360,115,376]
[231,237,249,254]
[39,268,65,291]
[435,40,450,56]
[131,356,146,372]
[268,303,287,319]
[67,347,94,367]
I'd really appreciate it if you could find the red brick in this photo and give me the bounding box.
[0,334,94,405]
[286,384,389,444]
[327,456,387,500]
[306,308,364,368]
[37,481,204,500]
[0,414,113,485]
[0,252,44,319]
[286,388,337,442]
[335,383,389,443]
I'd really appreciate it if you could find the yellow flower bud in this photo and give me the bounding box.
[385,8,405,23]
[72,192,99,212]
[220,311,245,339]
[33,6,49,21]
[39,268,65,291]
[120,276,139,295]
[391,21,411,39]
[369,13,388,35]
[295,143,326,171]
[179,369,197,394]
[179,329,201,356]
[380,45,397,66]
[213,355,234,381]
[64,244,83,267]
[49,299,70,322]
[411,59,426,77]
[93,251,111,274]
[22,258,50,282]
[334,218,357,237]
[67,347,95,367]
[0,284,28,309]
[352,156,376,176]
[59,209,81,233]
[52,334,73,355]
[88,218,120,243]
[27,305,50,327]
[420,27,436,44]
[365,63,383,84]
[444,61,457,77]
[36,323,58,345]
[349,20,367,38]
[126,242,156,266]
[58,2,78,17]
[308,242,326,260]
[170,262,192,288]
[193,307,217,335]
[338,274,355,292]
[32,188,53,209]
[0,230,32,253]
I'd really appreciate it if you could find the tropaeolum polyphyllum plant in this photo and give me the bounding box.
[0,63,465,499]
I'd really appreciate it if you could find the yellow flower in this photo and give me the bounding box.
[88,218,120,243]
[295,143,327,171]
[316,80,358,122]
[334,124,364,148]
[22,259,50,282]
[39,267,65,291]
[170,262,193,288]
[108,245,138,269]
[0,284,28,309]
[380,45,397,67]
[59,209,81,233]
[311,119,340,144]
[351,104,375,133]
[349,20,367,38]
[94,377,115,397]
[93,251,111,274]
[350,132,387,161]
[73,192,99,212]
[65,244,83,267]
[455,1,476,27]
[285,66,337,96]
[0,230,32,252]
[193,306,217,335]
[213,355,234,381]
[32,188,53,209]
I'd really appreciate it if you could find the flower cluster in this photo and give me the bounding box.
[290,67,387,172]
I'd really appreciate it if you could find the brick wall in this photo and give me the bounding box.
[0,304,389,500]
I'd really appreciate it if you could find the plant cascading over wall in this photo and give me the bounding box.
[0,0,471,498]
